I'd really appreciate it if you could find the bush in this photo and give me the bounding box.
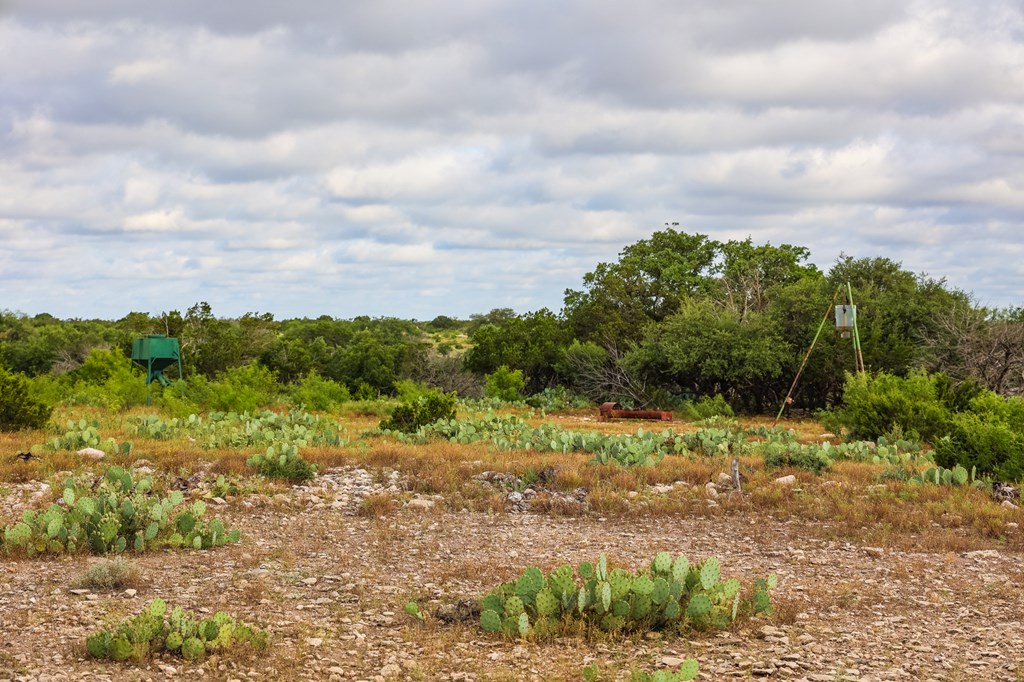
[832,371,951,442]
[933,412,1024,481]
[288,371,350,411]
[74,557,142,590]
[679,394,734,421]
[379,388,457,433]
[485,365,526,402]
[0,365,53,431]
[208,363,280,413]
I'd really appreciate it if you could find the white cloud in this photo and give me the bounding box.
[0,1,1022,318]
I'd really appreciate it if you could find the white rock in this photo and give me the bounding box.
[1002,500,1019,510]
[407,498,436,510]
[775,475,797,486]
[704,482,719,498]
[77,447,106,460]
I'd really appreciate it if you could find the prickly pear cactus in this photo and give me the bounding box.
[535,588,558,617]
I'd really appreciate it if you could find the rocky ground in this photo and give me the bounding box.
[2,467,1023,682]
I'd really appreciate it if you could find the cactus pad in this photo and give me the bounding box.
[515,567,544,600]
[181,637,205,662]
[482,594,504,613]
[535,588,558,617]
[480,609,502,632]
[609,568,632,601]
[687,594,712,618]
[653,551,672,574]
[676,659,699,681]
[579,561,594,579]
[631,575,654,596]
[165,631,183,651]
[664,600,681,619]
[631,594,652,619]
[699,557,720,590]
[671,554,689,582]
[503,596,525,618]
[517,612,530,635]
[597,554,608,581]
[600,581,612,612]
[720,578,740,600]
[651,577,671,605]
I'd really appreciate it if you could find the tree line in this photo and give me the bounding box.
[3,227,1023,413]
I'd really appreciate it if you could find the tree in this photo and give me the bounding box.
[564,228,720,343]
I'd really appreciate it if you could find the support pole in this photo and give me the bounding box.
[847,282,865,373]
[773,287,841,427]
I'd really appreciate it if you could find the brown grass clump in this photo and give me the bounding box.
[73,557,143,591]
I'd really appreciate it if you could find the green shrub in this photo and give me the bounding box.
[288,371,350,411]
[832,371,951,442]
[484,365,526,402]
[933,412,1024,481]
[208,364,280,413]
[0,366,53,431]
[679,394,734,421]
[379,388,457,433]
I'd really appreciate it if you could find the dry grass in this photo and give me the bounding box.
[2,405,1021,557]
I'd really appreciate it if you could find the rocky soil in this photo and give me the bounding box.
[2,467,1023,682]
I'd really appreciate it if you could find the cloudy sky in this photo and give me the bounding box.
[2,1,1023,321]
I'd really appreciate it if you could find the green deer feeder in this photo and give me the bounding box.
[131,335,182,402]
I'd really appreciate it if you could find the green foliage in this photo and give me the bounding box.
[130,408,345,450]
[932,412,1024,481]
[1,466,240,556]
[524,386,591,411]
[831,371,952,441]
[478,552,775,639]
[86,599,267,663]
[678,394,734,420]
[0,365,53,431]
[463,309,568,392]
[287,370,350,411]
[208,363,281,413]
[246,444,318,482]
[485,365,527,402]
[378,388,457,433]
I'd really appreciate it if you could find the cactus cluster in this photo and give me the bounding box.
[130,408,346,450]
[1,466,240,556]
[41,418,133,456]
[246,443,318,482]
[86,599,268,663]
[583,660,699,682]
[908,463,984,487]
[478,552,776,638]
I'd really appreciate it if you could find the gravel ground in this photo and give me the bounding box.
[2,467,1022,682]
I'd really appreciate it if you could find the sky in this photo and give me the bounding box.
[1,1,1023,321]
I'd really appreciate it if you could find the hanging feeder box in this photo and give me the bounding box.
[835,304,856,338]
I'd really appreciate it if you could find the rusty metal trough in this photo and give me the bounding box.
[598,402,673,422]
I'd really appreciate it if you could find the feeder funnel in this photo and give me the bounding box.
[835,304,856,337]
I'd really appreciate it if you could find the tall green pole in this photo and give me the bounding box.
[847,282,865,373]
